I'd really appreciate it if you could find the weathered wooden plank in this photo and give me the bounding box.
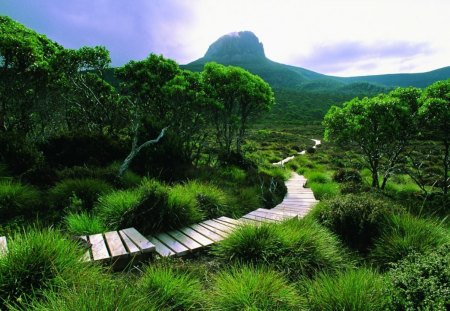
[155,232,190,256]
[258,208,297,218]
[216,216,243,226]
[179,227,214,247]
[167,230,202,251]
[199,223,230,237]
[89,233,110,261]
[0,236,8,257]
[79,235,91,262]
[104,231,128,259]
[149,236,175,257]
[118,230,141,256]
[190,224,224,242]
[242,214,275,223]
[121,227,155,253]
[247,210,285,221]
[213,218,237,228]
[202,220,233,233]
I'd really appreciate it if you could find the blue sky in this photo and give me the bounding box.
[1,0,449,76]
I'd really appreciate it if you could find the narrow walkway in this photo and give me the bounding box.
[272,139,321,166]
[146,172,318,257]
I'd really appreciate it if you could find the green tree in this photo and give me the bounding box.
[419,79,450,194]
[324,92,417,189]
[202,62,274,156]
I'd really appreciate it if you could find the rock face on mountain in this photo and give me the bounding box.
[203,31,266,63]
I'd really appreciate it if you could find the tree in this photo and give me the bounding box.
[202,62,274,156]
[324,91,417,189]
[419,79,450,195]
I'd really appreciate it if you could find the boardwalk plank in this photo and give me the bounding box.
[179,227,214,247]
[119,230,141,256]
[121,228,155,253]
[89,234,110,261]
[190,224,224,242]
[167,230,202,251]
[104,231,128,259]
[202,220,233,233]
[149,236,175,257]
[155,232,189,256]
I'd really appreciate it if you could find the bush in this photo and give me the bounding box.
[305,268,389,311]
[138,265,206,310]
[0,180,41,221]
[370,214,450,269]
[306,172,331,184]
[313,194,395,253]
[0,134,44,175]
[332,168,362,183]
[210,265,304,310]
[182,181,233,218]
[213,219,350,280]
[95,189,141,230]
[0,228,91,308]
[49,178,112,211]
[386,244,450,310]
[65,212,106,235]
[166,184,204,227]
[308,182,339,200]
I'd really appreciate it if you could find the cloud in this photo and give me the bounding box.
[292,41,433,76]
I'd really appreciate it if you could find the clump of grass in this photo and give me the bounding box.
[65,211,106,235]
[260,166,291,181]
[0,180,41,220]
[305,268,389,311]
[370,213,450,269]
[213,218,350,280]
[219,166,246,183]
[305,171,331,184]
[183,180,233,218]
[95,189,141,230]
[0,228,92,309]
[167,184,204,226]
[210,265,305,310]
[49,178,112,211]
[138,265,206,310]
[307,182,339,200]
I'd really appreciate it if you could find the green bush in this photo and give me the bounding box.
[182,181,233,218]
[95,189,141,230]
[370,214,449,268]
[386,244,450,310]
[332,168,362,183]
[210,265,305,310]
[308,182,339,200]
[138,265,206,310]
[49,178,112,211]
[306,172,331,184]
[214,219,349,280]
[0,180,41,221]
[313,194,395,253]
[166,184,204,225]
[65,212,106,235]
[305,268,389,311]
[0,134,44,175]
[0,228,91,309]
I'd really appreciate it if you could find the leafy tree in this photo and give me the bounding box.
[202,62,274,156]
[324,91,418,189]
[419,79,450,194]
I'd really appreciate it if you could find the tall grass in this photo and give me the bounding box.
[0,180,41,220]
[138,265,206,310]
[307,181,339,200]
[305,268,389,311]
[210,265,305,310]
[65,211,106,235]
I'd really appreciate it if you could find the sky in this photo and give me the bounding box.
[1,0,449,77]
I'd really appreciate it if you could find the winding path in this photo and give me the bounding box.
[272,139,321,166]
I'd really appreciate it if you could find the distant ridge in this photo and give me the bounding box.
[185,31,450,90]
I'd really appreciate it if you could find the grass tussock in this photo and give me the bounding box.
[0,180,41,220]
[65,211,106,235]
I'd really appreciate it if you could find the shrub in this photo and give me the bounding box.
[370,214,449,269]
[306,172,331,184]
[386,244,450,310]
[0,180,41,221]
[166,184,204,227]
[213,219,349,280]
[95,189,141,230]
[65,212,106,236]
[182,181,233,219]
[138,265,206,310]
[313,194,395,253]
[308,182,339,200]
[332,168,362,183]
[49,178,112,211]
[219,166,246,183]
[0,228,91,308]
[0,134,44,175]
[305,268,389,311]
[211,265,305,310]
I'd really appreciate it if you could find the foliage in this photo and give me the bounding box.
[49,178,112,211]
[65,211,106,236]
[213,218,350,280]
[313,194,395,253]
[138,265,206,310]
[0,228,91,309]
[386,244,450,310]
[370,213,450,268]
[307,181,339,200]
[332,168,362,183]
[0,180,41,221]
[305,268,389,311]
[210,265,305,310]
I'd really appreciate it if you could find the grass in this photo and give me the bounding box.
[305,268,389,311]
[65,211,106,235]
[307,181,340,200]
[0,180,41,220]
[138,265,206,310]
[210,265,305,310]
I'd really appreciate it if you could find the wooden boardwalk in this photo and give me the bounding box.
[146,172,318,257]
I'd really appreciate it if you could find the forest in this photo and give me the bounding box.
[1,15,450,310]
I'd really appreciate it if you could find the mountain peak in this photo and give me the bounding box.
[204,31,266,62]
